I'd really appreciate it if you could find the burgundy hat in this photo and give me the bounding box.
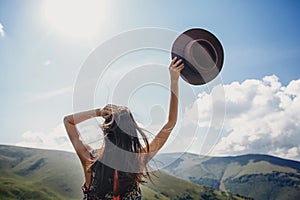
[171,28,224,85]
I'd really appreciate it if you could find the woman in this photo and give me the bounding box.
[64,57,184,200]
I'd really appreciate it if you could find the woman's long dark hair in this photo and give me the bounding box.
[89,105,152,197]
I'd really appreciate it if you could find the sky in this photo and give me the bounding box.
[0,0,300,161]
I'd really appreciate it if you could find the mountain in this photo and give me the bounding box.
[0,145,250,200]
[155,152,300,200]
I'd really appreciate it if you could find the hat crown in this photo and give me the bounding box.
[184,39,217,72]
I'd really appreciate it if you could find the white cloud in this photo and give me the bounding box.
[184,75,300,161]
[0,23,4,37]
[16,119,105,152]
[16,123,74,152]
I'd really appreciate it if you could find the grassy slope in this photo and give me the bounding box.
[158,153,300,200]
[0,145,249,200]
[0,146,83,200]
[143,170,248,200]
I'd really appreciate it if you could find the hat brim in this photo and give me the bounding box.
[171,28,224,85]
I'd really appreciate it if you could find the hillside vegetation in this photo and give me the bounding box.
[0,145,250,200]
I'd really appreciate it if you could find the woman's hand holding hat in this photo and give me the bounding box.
[169,57,185,81]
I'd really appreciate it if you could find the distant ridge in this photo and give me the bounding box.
[156,152,300,200]
[204,153,300,171]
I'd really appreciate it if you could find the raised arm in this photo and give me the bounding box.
[145,57,184,161]
[63,108,102,164]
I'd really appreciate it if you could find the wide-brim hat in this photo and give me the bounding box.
[171,28,224,85]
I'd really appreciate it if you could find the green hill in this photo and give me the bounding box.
[156,153,300,200]
[0,145,250,200]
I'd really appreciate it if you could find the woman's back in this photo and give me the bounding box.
[82,149,142,200]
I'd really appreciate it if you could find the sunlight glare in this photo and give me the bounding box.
[43,0,107,40]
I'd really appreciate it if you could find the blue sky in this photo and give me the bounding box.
[1,0,300,160]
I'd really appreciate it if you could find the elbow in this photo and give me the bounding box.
[63,115,74,125]
[63,116,69,125]
[166,116,177,129]
[165,121,176,130]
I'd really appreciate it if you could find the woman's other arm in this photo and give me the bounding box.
[63,108,102,164]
